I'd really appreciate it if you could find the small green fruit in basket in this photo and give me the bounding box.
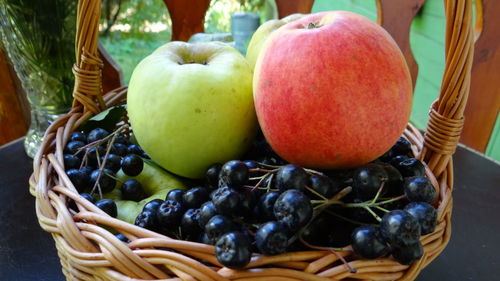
[127,41,257,179]
[253,11,413,169]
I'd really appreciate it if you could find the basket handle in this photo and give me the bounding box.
[421,0,474,177]
[70,0,474,178]
[72,0,105,115]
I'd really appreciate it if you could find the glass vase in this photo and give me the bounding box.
[0,0,76,157]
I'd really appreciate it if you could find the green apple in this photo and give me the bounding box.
[246,13,305,70]
[127,41,257,179]
[104,160,187,224]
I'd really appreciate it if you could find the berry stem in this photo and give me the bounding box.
[305,185,329,201]
[249,168,278,173]
[256,162,280,168]
[370,181,386,204]
[363,206,382,222]
[374,205,390,213]
[249,175,267,181]
[251,172,272,191]
[87,124,128,199]
[331,186,352,201]
[304,168,325,176]
[372,194,406,206]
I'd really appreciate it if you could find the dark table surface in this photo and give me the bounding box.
[1,138,499,281]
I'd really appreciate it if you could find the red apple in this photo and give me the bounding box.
[253,11,412,169]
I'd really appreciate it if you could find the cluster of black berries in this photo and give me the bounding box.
[130,136,438,269]
[346,137,438,265]
[64,128,439,270]
[64,127,147,216]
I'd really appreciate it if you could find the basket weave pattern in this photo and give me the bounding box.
[30,0,474,280]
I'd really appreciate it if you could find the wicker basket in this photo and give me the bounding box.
[30,0,474,280]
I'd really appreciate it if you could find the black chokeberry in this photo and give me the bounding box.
[212,187,241,216]
[309,174,341,199]
[219,160,249,189]
[157,200,184,227]
[351,225,389,259]
[395,158,426,177]
[238,189,256,218]
[200,233,215,245]
[255,221,290,255]
[391,137,412,156]
[243,160,259,169]
[142,199,164,213]
[70,132,87,143]
[121,154,143,176]
[404,176,436,204]
[115,233,130,243]
[90,168,116,193]
[274,189,312,231]
[80,193,95,203]
[215,231,251,269]
[64,154,81,170]
[121,179,144,201]
[114,135,130,145]
[257,192,280,221]
[113,143,128,157]
[166,189,185,204]
[127,144,144,155]
[392,241,423,265]
[198,201,218,228]
[86,146,106,167]
[205,163,222,188]
[95,199,117,218]
[66,169,90,192]
[390,155,409,167]
[182,187,210,209]
[135,210,157,230]
[380,163,404,196]
[275,164,308,192]
[101,154,122,173]
[352,163,388,201]
[404,202,437,235]
[378,149,394,162]
[204,215,238,241]
[87,128,109,143]
[68,192,95,211]
[380,210,421,247]
[180,208,202,238]
[64,140,86,155]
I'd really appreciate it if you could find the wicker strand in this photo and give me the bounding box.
[421,0,474,177]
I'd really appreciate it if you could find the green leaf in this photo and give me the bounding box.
[79,105,127,133]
